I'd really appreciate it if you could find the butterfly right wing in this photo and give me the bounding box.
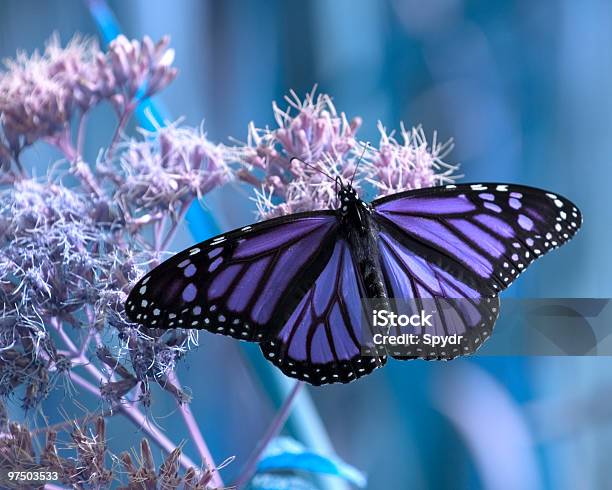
[370,183,581,359]
[125,212,339,342]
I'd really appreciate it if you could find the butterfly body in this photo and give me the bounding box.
[337,184,388,301]
[126,182,582,385]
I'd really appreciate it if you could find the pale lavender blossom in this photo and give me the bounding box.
[236,89,362,219]
[105,35,177,114]
[0,36,220,413]
[105,122,231,220]
[0,176,195,408]
[0,35,93,153]
[236,89,457,219]
[0,31,235,490]
[363,122,458,196]
[0,33,177,170]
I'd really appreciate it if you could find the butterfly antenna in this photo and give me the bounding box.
[350,142,369,186]
[290,157,336,183]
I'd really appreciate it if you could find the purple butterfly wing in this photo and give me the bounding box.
[373,183,582,294]
[372,183,581,359]
[125,212,339,341]
[377,231,500,359]
[260,240,386,385]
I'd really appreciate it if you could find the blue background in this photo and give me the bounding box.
[1,0,609,488]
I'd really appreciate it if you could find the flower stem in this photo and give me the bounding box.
[32,408,115,434]
[168,371,224,488]
[13,154,26,178]
[107,105,134,157]
[46,131,103,197]
[160,198,192,250]
[234,381,304,489]
[76,111,89,156]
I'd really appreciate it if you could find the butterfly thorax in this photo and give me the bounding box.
[337,185,387,301]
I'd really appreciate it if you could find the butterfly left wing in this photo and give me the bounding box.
[260,240,386,385]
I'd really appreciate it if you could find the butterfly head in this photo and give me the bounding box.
[337,180,371,224]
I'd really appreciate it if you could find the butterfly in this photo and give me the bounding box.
[125,165,582,385]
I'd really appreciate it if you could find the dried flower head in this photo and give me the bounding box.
[236,89,457,219]
[105,35,178,114]
[0,35,97,151]
[0,33,177,158]
[0,413,222,489]
[363,122,458,196]
[106,122,231,220]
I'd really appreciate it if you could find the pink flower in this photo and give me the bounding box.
[0,34,177,155]
[104,35,177,114]
[0,35,93,150]
[236,89,457,219]
[363,122,458,197]
[237,89,362,218]
[107,122,231,218]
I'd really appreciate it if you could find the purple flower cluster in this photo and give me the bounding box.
[237,88,457,219]
[107,123,230,220]
[363,122,458,196]
[0,35,221,414]
[238,89,361,219]
[0,34,176,163]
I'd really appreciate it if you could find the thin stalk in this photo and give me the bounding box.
[47,131,102,197]
[154,216,166,252]
[160,198,192,250]
[107,105,134,157]
[76,111,89,156]
[13,153,26,178]
[234,381,304,489]
[168,372,224,488]
[32,409,115,434]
